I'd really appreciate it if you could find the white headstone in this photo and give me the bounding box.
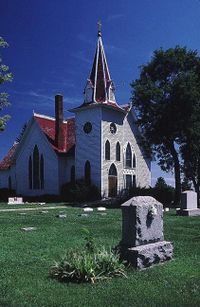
[8,197,24,205]
[97,207,106,212]
[181,191,197,210]
[83,207,93,212]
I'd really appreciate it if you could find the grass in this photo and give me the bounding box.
[0,205,199,307]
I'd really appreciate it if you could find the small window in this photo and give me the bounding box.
[85,160,91,185]
[126,175,132,189]
[105,140,110,160]
[40,154,44,189]
[83,122,92,134]
[116,142,120,161]
[133,154,136,168]
[29,156,32,189]
[125,143,132,168]
[109,163,117,176]
[33,145,40,189]
[110,123,117,134]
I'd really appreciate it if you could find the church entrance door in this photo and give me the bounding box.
[108,164,117,197]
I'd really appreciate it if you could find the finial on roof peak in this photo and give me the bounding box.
[97,20,102,37]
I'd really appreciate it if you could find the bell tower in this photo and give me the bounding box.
[70,24,126,196]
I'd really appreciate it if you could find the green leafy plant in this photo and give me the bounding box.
[50,229,126,284]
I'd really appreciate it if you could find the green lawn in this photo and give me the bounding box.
[0,205,199,307]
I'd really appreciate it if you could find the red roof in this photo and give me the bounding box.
[0,143,18,170]
[0,115,75,170]
[34,114,75,153]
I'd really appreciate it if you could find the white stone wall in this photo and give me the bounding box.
[101,107,151,197]
[123,112,151,188]
[101,108,125,196]
[75,107,102,190]
[15,121,60,196]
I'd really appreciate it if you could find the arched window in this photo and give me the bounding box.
[33,145,40,189]
[126,143,132,168]
[40,154,44,189]
[133,154,136,168]
[29,156,32,189]
[70,165,75,183]
[85,160,91,185]
[109,163,117,176]
[108,163,117,197]
[105,140,110,160]
[116,142,120,161]
[29,146,44,190]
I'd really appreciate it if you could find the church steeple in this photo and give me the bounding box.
[84,23,116,105]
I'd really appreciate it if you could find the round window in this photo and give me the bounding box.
[83,122,92,134]
[110,123,117,134]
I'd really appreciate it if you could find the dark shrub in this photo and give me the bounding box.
[61,180,101,202]
[0,188,16,202]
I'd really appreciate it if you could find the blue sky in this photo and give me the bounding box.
[1,0,200,186]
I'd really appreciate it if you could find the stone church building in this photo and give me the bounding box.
[0,29,151,198]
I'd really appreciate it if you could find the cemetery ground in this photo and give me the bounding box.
[0,204,199,307]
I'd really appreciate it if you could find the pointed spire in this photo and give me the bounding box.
[84,23,116,105]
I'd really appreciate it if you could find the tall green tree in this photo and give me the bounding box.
[131,46,200,206]
[0,37,13,131]
[181,102,200,206]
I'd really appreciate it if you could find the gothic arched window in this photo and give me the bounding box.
[116,142,120,161]
[29,146,44,190]
[85,160,91,185]
[105,140,110,160]
[33,145,40,189]
[133,153,136,168]
[109,163,117,176]
[29,156,32,189]
[40,154,44,189]
[126,143,132,168]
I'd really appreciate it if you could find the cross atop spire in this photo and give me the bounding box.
[83,25,117,106]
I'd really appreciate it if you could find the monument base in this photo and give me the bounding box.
[117,241,173,269]
[176,208,200,216]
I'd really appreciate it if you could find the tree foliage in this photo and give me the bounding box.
[131,46,200,206]
[0,37,13,131]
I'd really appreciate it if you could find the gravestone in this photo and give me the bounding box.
[56,214,66,218]
[177,190,200,216]
[8,197,24,205]
[83,207,93,213]
[21,227,37,232]
[116,196,173,269]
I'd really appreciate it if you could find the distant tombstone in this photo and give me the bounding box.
[97,207,106,212]
[8,197,24,205]
[177,190,200,216]
[116,196,173,269]
[79,213,89,217]
[83,207,93,213]
[164,208,169,212]
[21,227,37,232]
[56,214,66,218]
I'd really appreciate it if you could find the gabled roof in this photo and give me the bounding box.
[34,113,75,153]
[0,143,18,170]
[0,114,76,170]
